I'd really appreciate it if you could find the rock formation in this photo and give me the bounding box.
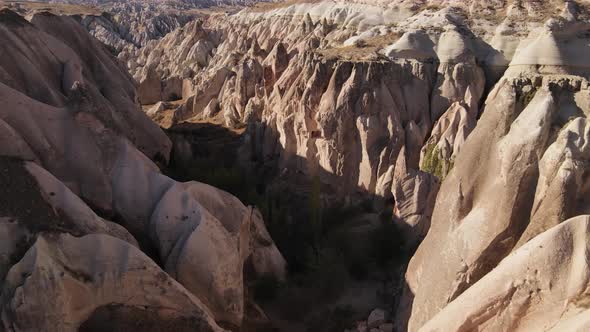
[43,0,270,7]
[3,0,590,330]
[127,0,496,247]
[0,8,285,331]
[81,2,199,54]
[128,0,590,330]
[2,0,204,55]
[419,215,590,332]
[398,4,590,331]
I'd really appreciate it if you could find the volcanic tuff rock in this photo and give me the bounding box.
[131,0,590,330]
[418,215,590,332]
[43,0,271,7]
[122,18,222,104]
[1,233,223,332]
[2,1,203,54]
[400,73,590,331]
[80,2,199,53]
[0,8,285,330]
[127,0,501,246]
[398,4,590,331]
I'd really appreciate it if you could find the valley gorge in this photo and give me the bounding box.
[1,0,590,331]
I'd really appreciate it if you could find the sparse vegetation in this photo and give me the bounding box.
[247,0,322,13]
[421,143,456,180]
[164,124,409,327]
[420,143,455,181]
[253,274,281,303]
[423,4,443,11]
[318,32,402,61]
[421,143,444,178]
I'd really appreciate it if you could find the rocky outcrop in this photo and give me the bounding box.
[0,157,137,283]
[419,215,590,332]
[1,1,201,55]
[81,2,198,54]
[1,233,223,332]
[0,9,285,330]
[127,1,590,330]
[6,0,590,330]
[130,1,503,248]
[399,4,590,329]
[1,9,171,213]
[122,19,220,104]
[42,0,270,8]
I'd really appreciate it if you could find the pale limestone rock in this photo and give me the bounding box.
[392,165,439,248]
[0,157,137,283]
[110,143,286,325]
[135,3,503,249]
[515,116,590,248]
[24,162,139,248]
[81,2,197,53]
[10,3,590,330]
[399,73,590,331]
[150,181,244,325]
[0,10,285,330]
[146,101,168,118]
[29,13,171,164]
[430,63,484,124]
[132,19,218,103]
[419,101,477,179]
[138,65,164,105]
[399,79,554,330]
[384,30,436,60]
[510,18,590,70]
[0,234,224,332]
[419,215,590,332]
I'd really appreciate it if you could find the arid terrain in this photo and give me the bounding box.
[1,0,590,331]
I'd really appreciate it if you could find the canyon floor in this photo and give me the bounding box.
[1,0,590,331]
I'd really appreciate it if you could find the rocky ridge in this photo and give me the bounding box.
[126,0,504,245]
[81,2,200,54]
[132,0,590,330]
[2,0,206,54]
[0,8,285,331]
[46,0,271,7]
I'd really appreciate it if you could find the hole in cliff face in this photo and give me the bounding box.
[167,93,181,102]
[79,305,213,332]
